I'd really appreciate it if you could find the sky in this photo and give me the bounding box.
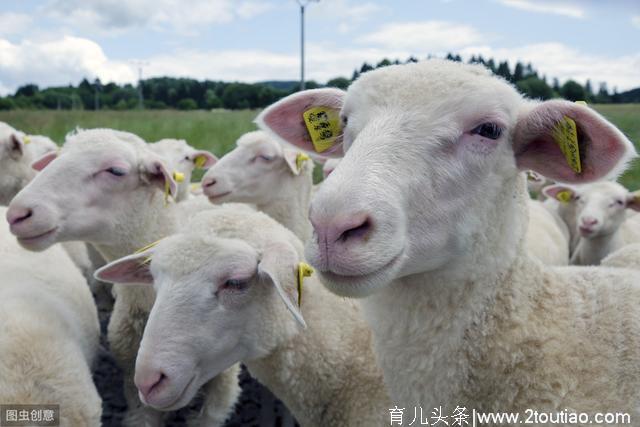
[0,0,639,95]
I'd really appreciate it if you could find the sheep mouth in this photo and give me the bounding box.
[148,374,197,411]
[579,226,596,237]
[207,191,231,201]
[17,227,58,245]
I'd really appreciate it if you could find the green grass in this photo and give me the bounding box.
[1,104,639,187]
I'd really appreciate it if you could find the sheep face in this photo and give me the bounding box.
[94,231,303,411]
[546,182,640,239]
[6,129,177,251]
[150,138,217,201]
[258,60,636,298]
[201,130,308,205]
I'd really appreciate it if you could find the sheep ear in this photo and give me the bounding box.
[142,156,178,199]
[31,151,58,171]
[190,150,218,169]
[283,149,301,175]
[257,243,306,328]
[256,88,345,158]
[513,100,637,183]
[542,184,576,203]
[94,250,154,284]
[626,191,640,212]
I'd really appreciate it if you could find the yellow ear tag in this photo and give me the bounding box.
[296,262,314,308]
[134,239,162,264]
[194,155,207,168]
[556,190,573,203]
[173,171,185,183]
[302,107,342,153]
[190,183,200,191]
[296,153,310,171]
[551,116,581,174]
[23,136,31,144]
[575,100,587,106]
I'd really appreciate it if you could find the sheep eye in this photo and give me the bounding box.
[106,167,126,177]
[471,123,502,140]
[616,200,625,206]
[341,115,348,126]
[222,278,249,291]
[255,155,273,162]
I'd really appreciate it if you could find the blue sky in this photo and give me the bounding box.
[0,0,638,95]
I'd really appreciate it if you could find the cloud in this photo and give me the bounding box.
[0,13,33,37]
[310,0,382,34]
[44,0,274,35]
[496,0,585,19]
[357,21,487,52]
[460,43,640,91]
[0,36,134,94]
[632,15,640,29]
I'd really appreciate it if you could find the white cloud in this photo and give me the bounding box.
[496,0,585,19]
[460,43,640,91]
[357,21,487,52]
[0,13,33,37]
[310,0,382,34]
[0,36,135,94]
[45,0,274,35]
[632,15,640,29]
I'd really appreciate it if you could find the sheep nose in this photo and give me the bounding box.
[311,212,371,268]
[136,370,167,402]
[581,217,598,227]
[201,177,217,190]
[6,206,32,226]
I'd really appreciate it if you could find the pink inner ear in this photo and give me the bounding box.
[32,152,58,171]
[256,88,345,156]
[96,257,153,284]
[542,184,573,200]
[192,150,218,168]
[514,101,634,183]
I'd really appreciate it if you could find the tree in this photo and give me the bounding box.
[327,77,350,90]
[496,61,512,81]
[516,77,553,100]
[15,84,39,97]
[359,63,374,74]
[513,62,524,82]
[177,98,198,110]
[560,80,586,102]
[376,58,392,68]
[204,89,222,109]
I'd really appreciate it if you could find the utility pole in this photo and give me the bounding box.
[130,60,149,109]
[296,0,319,91]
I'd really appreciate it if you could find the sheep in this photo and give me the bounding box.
[201,130,314,242]
[256,59,640,415]
[322,158,341,179]
[544,181,640,265]
[0,122,57,206]
[525,170,553,200]
[602,243,640,269]
[149,138,217,202]
[0,205,101,426]
[6,128,242,427]
[94,206,390,426]
[525,199,569,265]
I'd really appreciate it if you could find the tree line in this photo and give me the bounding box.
[0,53,637,111]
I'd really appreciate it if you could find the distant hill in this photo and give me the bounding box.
[618,87,640,103]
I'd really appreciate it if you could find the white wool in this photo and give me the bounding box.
[6,128,242,427]
[0,206,101,426]
[525,199,569,265]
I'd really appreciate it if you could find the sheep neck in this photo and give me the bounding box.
[363,174,538,409]
[572,230,623,265]
[256,169,312,242]
[246,283,388,426]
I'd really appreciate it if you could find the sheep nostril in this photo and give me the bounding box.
[202,178,217,188]
[8,207,33,226]
[339,218,371,242]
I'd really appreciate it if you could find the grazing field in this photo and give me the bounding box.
[1,104,639,187]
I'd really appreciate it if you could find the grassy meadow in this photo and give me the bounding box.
[1,104,639,187]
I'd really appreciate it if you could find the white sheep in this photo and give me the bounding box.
[94,206,390,426]
[601,243,640,269]
[201,130,314,241]
[257,59,640,414]
[0,122,57,206]
[525,199,569,265]
[322,158,341,179]
[149,138,217,202]
[0,206,101,426]
[6,128,242,427]
[544,181,640,265]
